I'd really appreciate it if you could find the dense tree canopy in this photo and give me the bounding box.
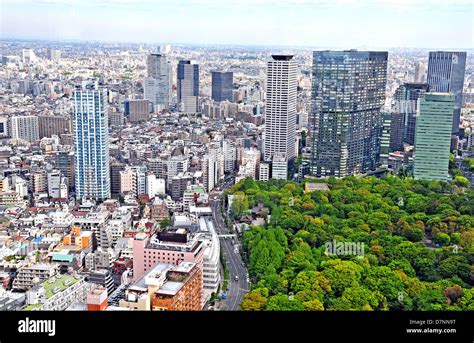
[229,176,474,311]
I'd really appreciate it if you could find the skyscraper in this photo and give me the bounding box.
[309,50,388,177]
[427,51,467,135]
[73,81,111,200]
[177,60,199,113]
[263,55,297,178]
[379,112,392,168]
[414,61,427,83]
[413,93,454,181]
[47,48,61,62]
[392,83,429,146]
[145,53,172,111]
[211,71,233,102]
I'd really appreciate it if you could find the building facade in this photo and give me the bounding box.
[72,82,111,200]
[211,71,233,102]
[393,83,429,146]
[146,54,172,111]
[264,55,297,177]
[427,51,467,135]
[309,50,388,177]
[413,93,454,181]
[10,115,39,142]
[177,60,199,113]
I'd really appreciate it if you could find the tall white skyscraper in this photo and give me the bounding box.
[264,55,297,177]
[145,53,172,111]
[73,81,111,200]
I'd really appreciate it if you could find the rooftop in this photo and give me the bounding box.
[42,274,80,299]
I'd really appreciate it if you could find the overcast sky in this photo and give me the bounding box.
[1,0,473,48]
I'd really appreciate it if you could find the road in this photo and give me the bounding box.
[210,194,249,311]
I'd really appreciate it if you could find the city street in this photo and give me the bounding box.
[210,195,249,311]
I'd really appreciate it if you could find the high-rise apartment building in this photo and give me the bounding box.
[126,99,149,123]
[427,51,467,135]
[55,150,75,191]
[38,115,72,139]
[146,53,172,110]
[177,60,199,113]
[211,71,233,102]
[413,93,454,181]
[47,48,61,62]
[392,83,429,146]
[72,81,111,200]
[10,115,39,142]
[309,50,388,177]
[263,55,297,178]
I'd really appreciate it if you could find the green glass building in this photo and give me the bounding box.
[413,93,454,181]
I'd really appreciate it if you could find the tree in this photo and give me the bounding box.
[328,286,381,311]
[241,289,268,311]
[321,260,363,295]
[438,256,471,282]
[454,175,470,188]
[413,289,447,310]
[157,217,170,228]
[433,232,451,246]
[266,294,305,311]
[303,299,324,311]
[444,285,464,305]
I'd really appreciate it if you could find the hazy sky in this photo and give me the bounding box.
[1,0,473,48]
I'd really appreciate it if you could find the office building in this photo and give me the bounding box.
[263,55,297,176]
[72,81,111,200]
[177,60,199,113]
[393,83,429,146]
[146,54,172,111]
[211,71,233,102]
[389,112,404,152]
[427,51,467,134]
[309,50,388,177]
[413,93,454,181]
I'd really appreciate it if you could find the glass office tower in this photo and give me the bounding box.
[413,93,454,182]
[309,50,388,177]
[211,71,233,102]
[177,60,199,112]
[427,51,466,135]
[392,82,429,146]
